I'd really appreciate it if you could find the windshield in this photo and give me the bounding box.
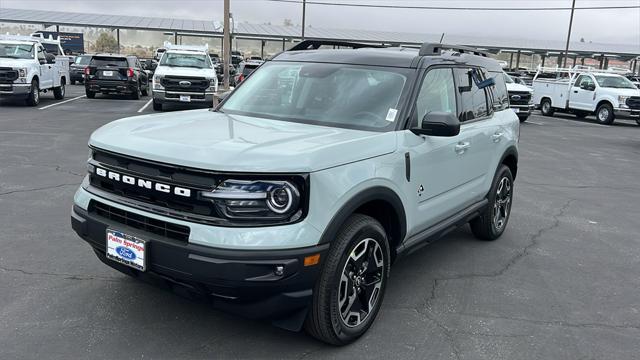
[594,75,637,89]
[75,55,91,65]
[221,62,409,130]
[160,52,212,69]
[0,43,34,59]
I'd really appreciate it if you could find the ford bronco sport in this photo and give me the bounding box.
[71,41,519,345]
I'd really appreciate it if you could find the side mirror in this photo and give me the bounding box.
[39,58,46,65]
[411,111,460,137]
[581,83,595,91]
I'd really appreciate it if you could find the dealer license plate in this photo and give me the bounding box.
[102,70,113,77]
[179,95,191,102]
[106,229,146,271]
[512,108,520,114]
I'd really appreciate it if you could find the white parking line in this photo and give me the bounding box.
[38,95,86,110]
[527,121,544,125]
[138,99,153,113]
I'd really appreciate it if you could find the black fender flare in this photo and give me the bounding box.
[498,145,519,179]
[318,186,407,247]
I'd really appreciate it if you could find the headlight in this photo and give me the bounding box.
[18,68,27,77]
[618,96,629,107]
[200,179,303,222]
[153,75,164,90]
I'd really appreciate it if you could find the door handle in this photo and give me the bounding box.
[455,141,470,154]
[492,132,504,143]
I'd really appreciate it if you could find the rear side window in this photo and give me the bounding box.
[454,68,490,121]
[488,71,509,111]
[75,55,92,65]
[413,67,456,127]
[42,43,61,55]
[90,57,128,67]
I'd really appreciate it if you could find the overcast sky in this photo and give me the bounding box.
[1,0,639,45]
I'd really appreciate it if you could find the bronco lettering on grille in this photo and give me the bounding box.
[95,167,192,198]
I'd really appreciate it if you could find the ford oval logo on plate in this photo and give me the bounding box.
[179,80,191,87]
[116,246,137,261]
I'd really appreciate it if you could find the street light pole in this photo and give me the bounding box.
[223,0,231,90]
[301,0,306,40]
[563,0,576,68]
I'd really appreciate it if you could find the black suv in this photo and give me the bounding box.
[84,54,149,99]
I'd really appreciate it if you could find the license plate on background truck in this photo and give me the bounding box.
[106,229,146,271]
[180,95,191,102]
[512,108,520,113]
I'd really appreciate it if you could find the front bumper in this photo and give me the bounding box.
[614,107,640,118]
[153,89,215,105]
[510,104,535,116]
[0,83,30,97]
[86,80,137,94]
[70,203,328,323]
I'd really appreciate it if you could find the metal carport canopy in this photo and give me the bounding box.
[1,7,638,58]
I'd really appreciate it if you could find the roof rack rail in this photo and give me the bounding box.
[419,43,487,57]
[288,40,385,51]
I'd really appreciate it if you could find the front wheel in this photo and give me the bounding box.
[305,214,390,345]
[540,98,554,116]
[70,79,76,85]
[53,82,65,100]
[141,82,149,96]
[152,99,162,111]
[595,103,615,125]
[25,79,39,106]
[131,83,141,100]
[470,165,514,241]
[85,89,95,99]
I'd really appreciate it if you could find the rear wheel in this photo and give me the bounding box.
[595,103,615,125]
[540,98,554,116]
[70,79,76,85]
[470,165,514,241]
[25,79,39,106]
[85,90,95,99]
[131,83,141,100]
[305,214,390,345]
[53,81,65,100]
[141,81,149,96]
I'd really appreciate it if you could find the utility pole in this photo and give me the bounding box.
[301,0,307,40]
[223,0,231,90]
[563,0,576,68]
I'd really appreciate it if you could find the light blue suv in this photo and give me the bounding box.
[71,41,519,345]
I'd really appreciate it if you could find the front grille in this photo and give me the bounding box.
[161,76,209,92]
[627,96,640,109]
[508,91,532,106]
[0,68,18,82]
[89,200,190,242]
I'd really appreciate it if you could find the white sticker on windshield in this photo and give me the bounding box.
[386,108,398,122]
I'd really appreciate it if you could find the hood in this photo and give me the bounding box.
[154,66,216,78]
[506,82,533,92]
[0,58,34,68]
[609,87,640,96]
[89,110,397,173]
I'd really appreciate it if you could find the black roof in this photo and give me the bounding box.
[273,45,502,72]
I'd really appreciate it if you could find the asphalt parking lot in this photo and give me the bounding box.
[1,85,640,359]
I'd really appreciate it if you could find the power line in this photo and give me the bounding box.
[264,0,640,11]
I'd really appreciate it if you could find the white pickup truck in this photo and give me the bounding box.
[0,34,69,106]
[532,66,640,125]
[151,43,218,111]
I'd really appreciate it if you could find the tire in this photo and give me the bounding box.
[540,98,554,116]
[141,84,149,96]
[305,214,390,345]
[53,81,65,100]
[470,165,514,241]
[70,79,76,85]
[152,99,163,111]
[85,90,95,99]
[518,115,528,123]
[636,119,640,126]
[131,83,141,100]
[25,79,39,106]
[595,103,615,125]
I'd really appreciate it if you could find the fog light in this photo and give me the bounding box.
[274,265,284,276]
